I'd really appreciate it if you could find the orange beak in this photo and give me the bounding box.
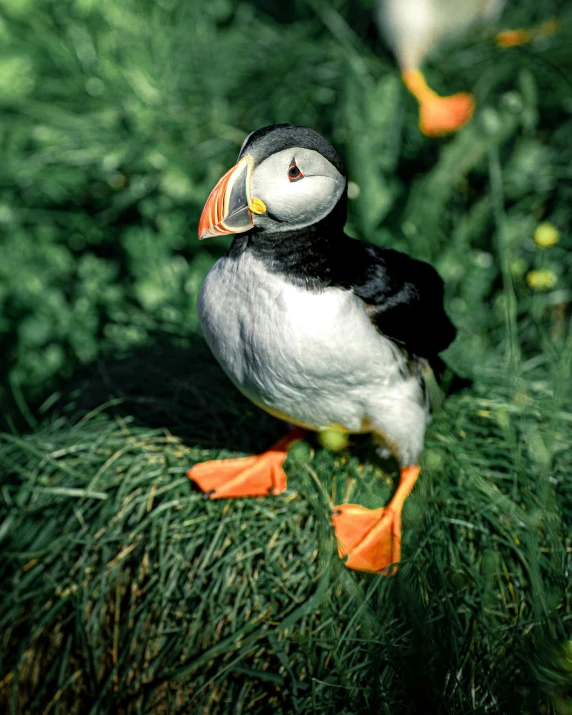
[198,155,255,240]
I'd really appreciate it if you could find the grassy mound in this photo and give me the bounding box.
[1,341,571,713]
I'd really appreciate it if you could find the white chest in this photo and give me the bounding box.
[197,251,415,431]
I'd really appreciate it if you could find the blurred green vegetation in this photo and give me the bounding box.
[1,0,572,713]
[0,0,571,407]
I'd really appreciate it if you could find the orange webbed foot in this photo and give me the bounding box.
[332,504,398,574]
[418,92,475,137]
[402,69,474,137]
[187,429,305,499]
[332,465,420,576]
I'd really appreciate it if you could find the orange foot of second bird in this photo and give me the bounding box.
[418,92,475,137]
[402,69,474,137]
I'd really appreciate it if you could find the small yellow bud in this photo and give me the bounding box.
[526,269,557,291]
[347,181,360,200]
[319,428,349,452]
[533,222,560,247]
[496,29,532,47]
[423,450,443,470]
[538,19,558,38]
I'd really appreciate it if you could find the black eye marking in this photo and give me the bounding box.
[287,158,304,182]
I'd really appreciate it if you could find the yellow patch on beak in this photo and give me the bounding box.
[248,197,266,215]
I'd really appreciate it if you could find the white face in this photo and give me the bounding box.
[249,147,346,232]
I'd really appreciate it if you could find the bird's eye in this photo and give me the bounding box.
[287,160,304,182]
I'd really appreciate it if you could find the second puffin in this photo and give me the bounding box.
[189,124,458,574]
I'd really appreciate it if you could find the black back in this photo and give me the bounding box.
[230,220,456,360]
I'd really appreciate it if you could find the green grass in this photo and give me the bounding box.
[1,343,571,713]
[1,0,572,712]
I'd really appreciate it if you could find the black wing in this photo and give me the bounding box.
[345,240,456,359]
[244,226,457,360]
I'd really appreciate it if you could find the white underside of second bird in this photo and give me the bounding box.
[197,251,429,465]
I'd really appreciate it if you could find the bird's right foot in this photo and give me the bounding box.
[187,429,305,499]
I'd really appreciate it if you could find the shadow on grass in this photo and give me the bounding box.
[51,332,388,470]
[52,334,287,454]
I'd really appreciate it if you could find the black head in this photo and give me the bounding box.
[198,124,347,239]
[238,124,345,176]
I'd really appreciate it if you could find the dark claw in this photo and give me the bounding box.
[331,509,341,516]
[268,487,277,495]
[203,489,216,500]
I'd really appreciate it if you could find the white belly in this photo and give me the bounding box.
[197,251,426,439]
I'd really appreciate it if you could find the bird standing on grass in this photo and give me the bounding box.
[378,0,505,136]
[188,124,458,574]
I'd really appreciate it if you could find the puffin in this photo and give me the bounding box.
[188,124,458,575]
[378,0,506,136]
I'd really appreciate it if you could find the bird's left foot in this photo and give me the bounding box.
[332,465,420,575]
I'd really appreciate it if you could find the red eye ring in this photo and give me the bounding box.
[287,160,304,182]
